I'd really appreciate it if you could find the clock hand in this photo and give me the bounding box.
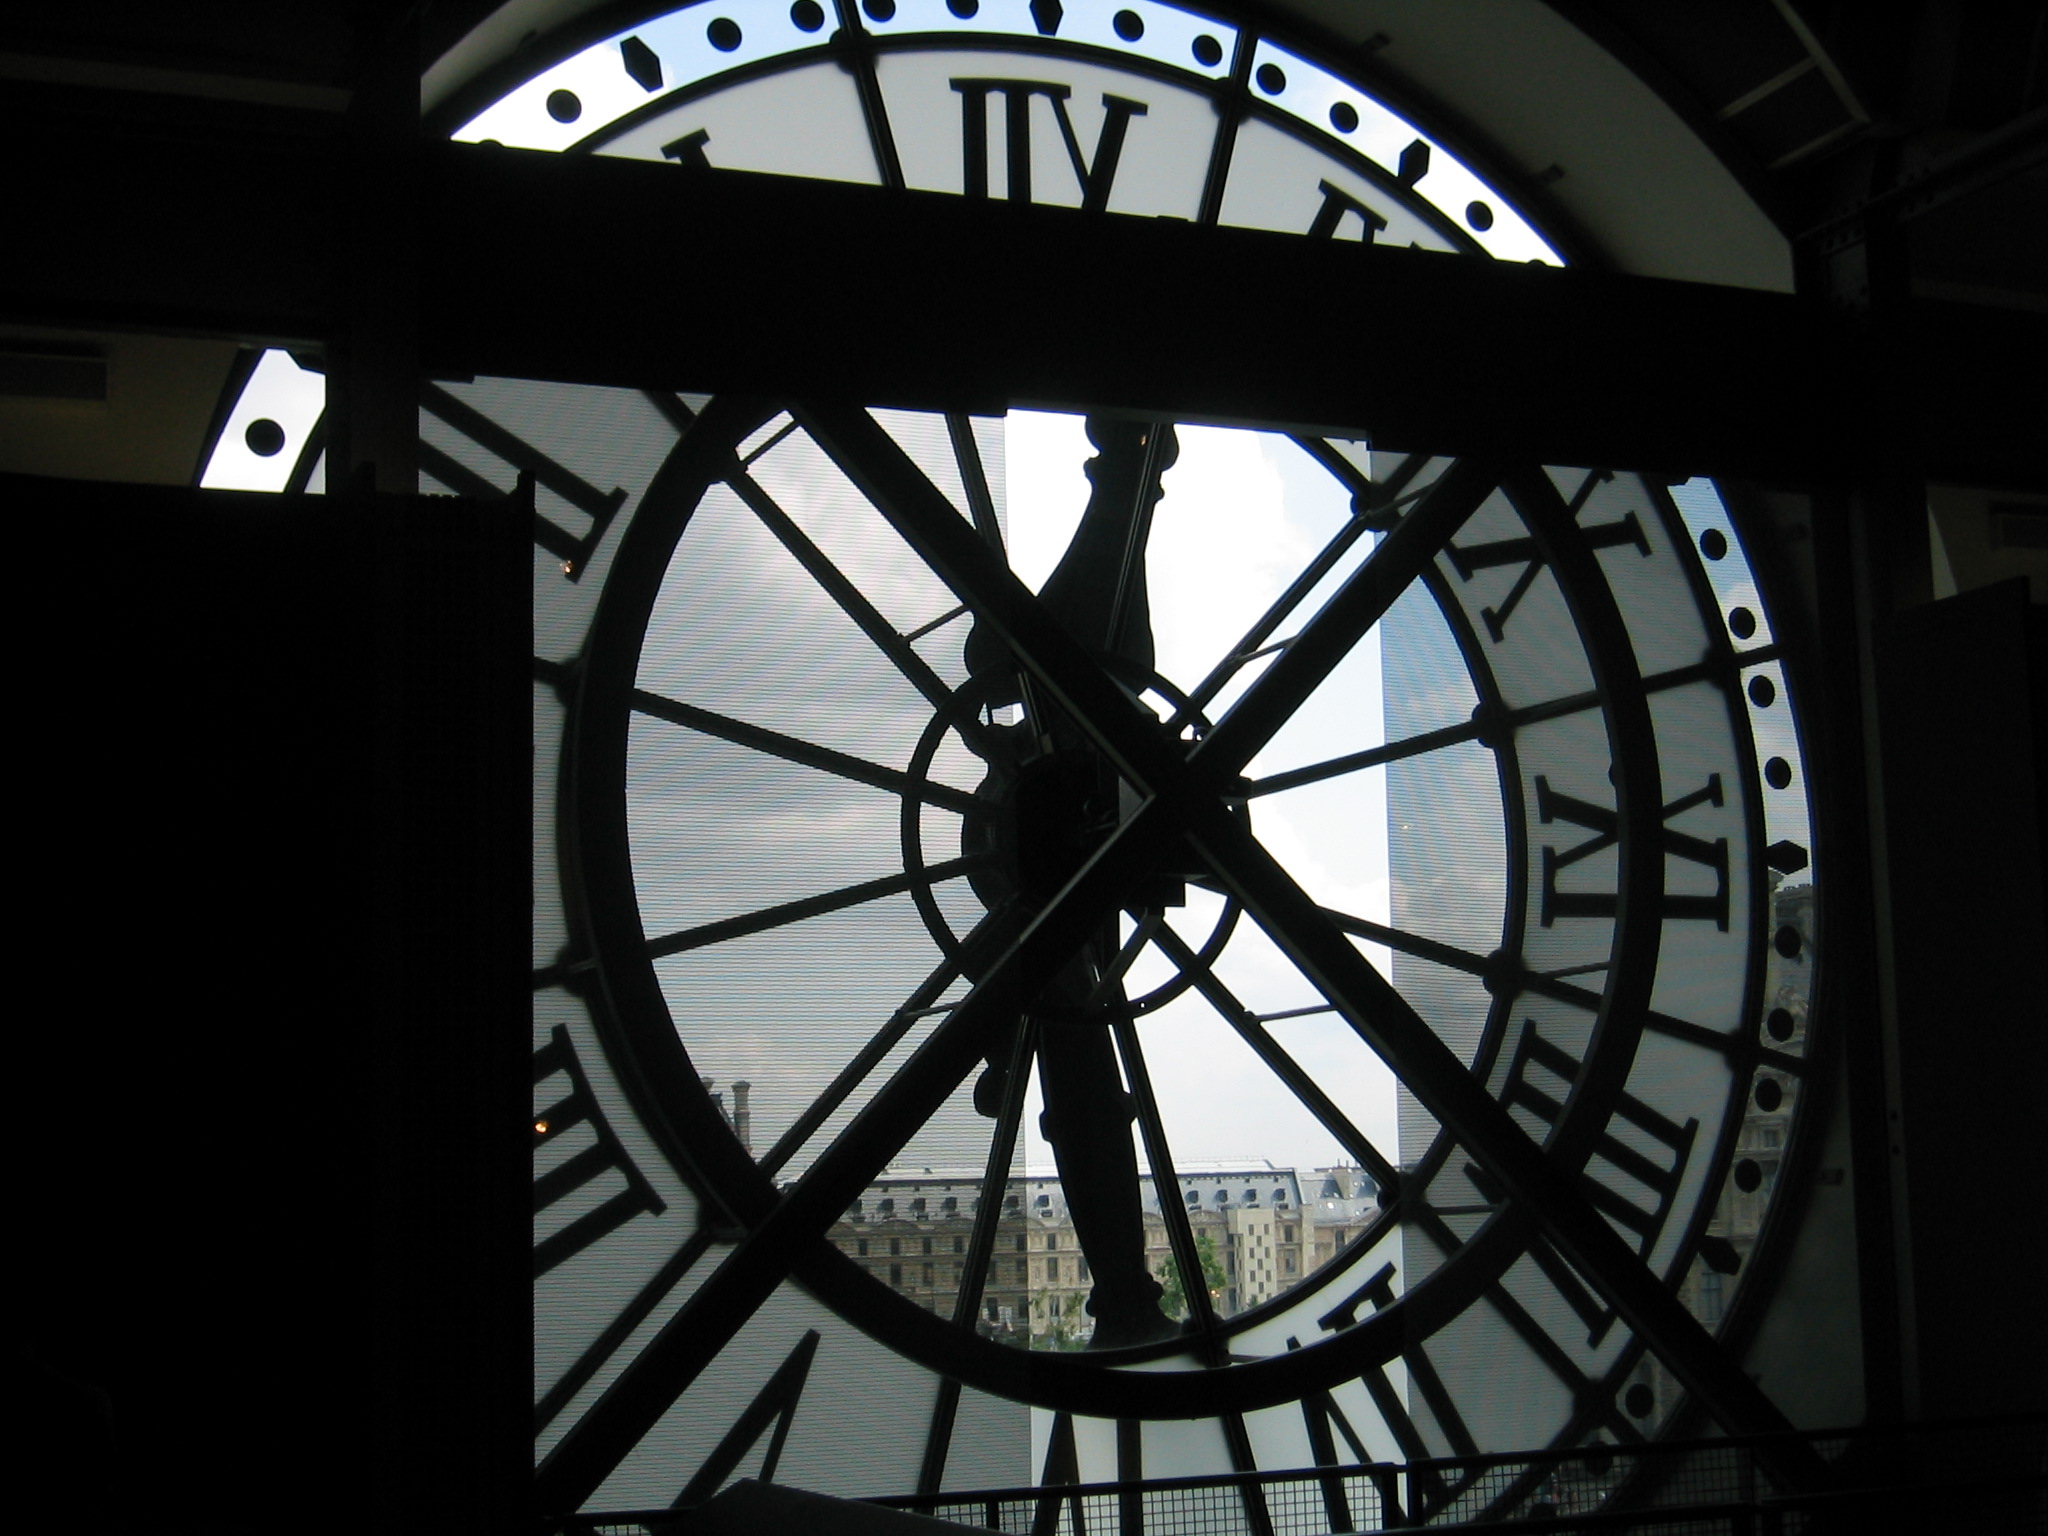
[969,416,1183,1347]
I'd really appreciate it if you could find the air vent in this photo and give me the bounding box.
[0,344,107,401]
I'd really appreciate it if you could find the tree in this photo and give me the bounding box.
[1158,1231,1227,1320]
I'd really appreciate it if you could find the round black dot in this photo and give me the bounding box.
[1734,1159,1763,1193]
[244,418,286,457]
[1755,1078,1784,1112]
[1113,9,1143,40]
[707,16,743,48]
[1256,62,1286,94]
[1764,756,1792,790]
[1624,1383,1655,1419]
[1748,675,1777,708]
[947,0,978,13]
[1699,528,1728,561]
[1191,34,1223,67]
[791,0,826,29]
[860,0,894,21]
[1329,101,1359,133]
[1466,200,1495,231]
[545,89,582,123]
[1728,606,1757,639]
[1774,925,1802,959]
[1767,1007,1795,1041]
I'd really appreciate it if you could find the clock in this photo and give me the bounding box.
[398,0,1825,1519]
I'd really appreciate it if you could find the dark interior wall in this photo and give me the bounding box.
[18,473,528,1536]
[1875,578,2048,1419]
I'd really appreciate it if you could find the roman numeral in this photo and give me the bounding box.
[1317,1263,1479,1519]
[950,79,1147,212]
[673,1330,820,1508]
[1306,179,1389,242]
[1536,774,1732,929]
[534,1024,666,1278]
[418,382,628,580]
[1445,471,1645,640]
[1472,1019,1698,1345]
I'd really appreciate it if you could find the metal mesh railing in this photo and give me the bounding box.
[560,1412,2045,1534]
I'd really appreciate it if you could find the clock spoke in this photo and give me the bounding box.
[723,464,985,744]
[1112,996,1230,1349]
[1192,457,1501,778]
[643,855,988,962]
[1167,465,1438,733]
[631,686,979,816]
[536,787,1188,1511]
[1242,714,1486,798]
[1144,919,1401,1197]
[945,412,1004,555]
[753,939,980,1182]
[1179,802,1809,1455]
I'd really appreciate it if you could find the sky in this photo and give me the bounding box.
[1006,411,1402,1176]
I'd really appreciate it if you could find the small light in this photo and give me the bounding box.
[534,1119,550,1134]
[562,561,575,575]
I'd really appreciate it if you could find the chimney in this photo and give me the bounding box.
[732,1080,752,1155]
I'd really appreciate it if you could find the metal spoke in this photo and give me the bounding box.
[534,1228,716,1436]
[643,855,987,962]
[725,465,987,748]
[1110,993,1227,1352]
[1180,805,1809,1461]
[1245,716,1486,798]
[946,412,1004,554]
[632,686,978,816]
[535,777,1187,1511]
[1145,921,1401,1196]
[1193,458,1501,780]
[952,1008,1038,1331]
[756,945,970,1181]
[1168,476,1435,733]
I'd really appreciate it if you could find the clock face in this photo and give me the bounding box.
[403,0,1823,1518]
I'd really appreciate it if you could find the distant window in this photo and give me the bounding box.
[890,1263,903,1287]
[1214,1189,1228,1204]
[890,1237,902,1256]
[1046,1234,1058,1250]
[1047,1257,1060,1281]
[1016,1259,1028,1283]
[1244,1188,1257,1203]
[856,1238,869,1257]
[954,1235,965,1253]
[924,1263,934,1286]
[1284,1226,1296,1244]
[1015,1234,1027,1252]
[850,1199,864,1216]
[923,1236,934,1255]
[911,1197,926,1213]
[1335,1231,1349,1250]
[1700,1269,1725,1324]
[1185,1189,1200,1206]
[942,1196,958,1212]
[1005,1195,1021,1211]
[878,1198,894,1215]
[1273,1188,1286,1205]
[1079,1257,1090,1281]
[1035,1193,1051,1206]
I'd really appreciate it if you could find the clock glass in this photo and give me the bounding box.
[200,0,1823,1519]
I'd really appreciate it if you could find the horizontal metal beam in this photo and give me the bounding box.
[5,104,2042,485]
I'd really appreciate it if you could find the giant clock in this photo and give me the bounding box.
[229,0,1829,1520]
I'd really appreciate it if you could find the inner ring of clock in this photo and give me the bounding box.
[898,661,1243,1025]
